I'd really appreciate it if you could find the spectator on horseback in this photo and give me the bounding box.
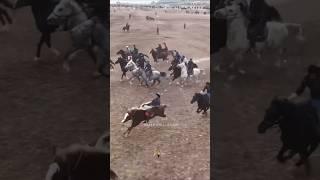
[289,65,320,117]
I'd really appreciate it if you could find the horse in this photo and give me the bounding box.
[122,23,130,32]
[214,1,305,73]
[14,0,61,61]
[116,49,129,60]
[121,105,167,136]
[44,133,110,180]
[114,56,128,80]
[149,48,174,63]
[258,97,319,167]
[191,92,210,114]
[176,61,204,85]
[125,59,148,86]
[47,0,108,77]
[146,16,155,21]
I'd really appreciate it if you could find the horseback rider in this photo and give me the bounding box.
[201,82,211,99]
[144,61,152,80]
[247,0,275,51]
[156,44,162,57]
[163,42,168,51]
[180,55,185,63]
[187,58,195,76]
[133,44,138,55]
[288,65,320,136]
[175,50,181,62]
[142,93,161,122]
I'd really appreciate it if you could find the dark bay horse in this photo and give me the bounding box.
[149,48,174,62]
[258,97,319,167]
[114,56,128,80]
[122,23,130,32]
[121,105,167,136]
[191,93,210,114]
[15,0,61,61]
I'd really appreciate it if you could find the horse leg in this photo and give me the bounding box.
[277,145,289,163]
[296,150,308,166]
[34,33,46,61]
[44,32,60,57]
[63,48,83,72]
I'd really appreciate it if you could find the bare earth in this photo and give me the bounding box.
[214,0,320,179]
[0,7,106,180]
[110,8,210,180]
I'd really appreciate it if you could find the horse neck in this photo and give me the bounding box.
[67,1,88,28]
[227,15,248,49]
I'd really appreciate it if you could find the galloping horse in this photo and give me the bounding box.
[122,23,130,32]
[47,0,108,77]
[121,105,167,136]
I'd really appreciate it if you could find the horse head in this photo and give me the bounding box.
[191,93,200,104]
[258,96,288,134]
[47,0,86,27]
[214,1,244,20]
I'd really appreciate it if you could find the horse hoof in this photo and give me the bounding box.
[63,63,71,72]
[34,57,40,61]
[50,48,61,56]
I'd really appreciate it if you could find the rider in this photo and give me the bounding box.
[144,61,152,81]
[142,93,161,122]
[175,50,181,62]
[201,82,211,99]
[156,44,162,57]
[187,58,195,76]
[288,65,320,136]
[247,0,272,51]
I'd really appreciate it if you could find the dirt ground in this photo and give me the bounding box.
[214,0,320,179]
[110,8,210,180]
[0,7,106,179]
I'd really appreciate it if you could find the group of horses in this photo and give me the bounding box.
[213,0,304,73]
[112,45,209,136]
[214,0,320,170]
[113,44,205,87]
[0,0,108,77]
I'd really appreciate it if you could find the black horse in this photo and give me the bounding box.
[15,0,61,61]
[191,93,210,114]
[168,58,181,81]
[258,97,319,166]
[213,0,227,54]
[114,57,128,80]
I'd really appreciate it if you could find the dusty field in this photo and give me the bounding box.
[110,8,210,180]
[214,0,320,179]
[0,7,106,180]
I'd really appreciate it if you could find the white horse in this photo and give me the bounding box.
[176,61,204,86]
[125,60,166,86]
[214,1,305,73]
[47,0,108,77]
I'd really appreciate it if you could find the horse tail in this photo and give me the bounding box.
[284,23,305,42]
[160,72,166,77]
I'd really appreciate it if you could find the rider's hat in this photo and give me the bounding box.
[156,93,160,97]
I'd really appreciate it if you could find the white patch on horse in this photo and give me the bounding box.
[121,113,129,123]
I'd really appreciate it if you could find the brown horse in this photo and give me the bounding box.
[149,48,174,62]
[121,105,167,136]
